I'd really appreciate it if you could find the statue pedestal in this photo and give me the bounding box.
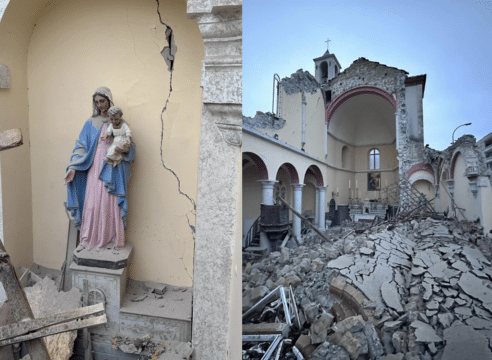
[73,244,133,269]
[69,244,191,342]
[70,245,133,335]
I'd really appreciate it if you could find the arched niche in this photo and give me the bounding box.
[0,0,204,285]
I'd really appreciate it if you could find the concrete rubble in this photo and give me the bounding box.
[242,216,492,359]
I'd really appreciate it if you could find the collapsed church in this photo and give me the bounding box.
[243,48,492,247]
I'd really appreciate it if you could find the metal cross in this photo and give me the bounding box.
[325,38,331,51]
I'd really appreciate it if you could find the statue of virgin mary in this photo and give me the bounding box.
[65,87,135,250]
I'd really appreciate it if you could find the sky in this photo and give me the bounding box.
[243,0,492,151]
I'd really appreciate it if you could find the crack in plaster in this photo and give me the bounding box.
[169,220,193,280]
[155,0,196,241]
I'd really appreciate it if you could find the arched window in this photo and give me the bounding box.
[320,61,328,82]
[369,149,380,170]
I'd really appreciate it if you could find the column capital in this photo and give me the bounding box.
[292,183,305,190]
[316,186,327,191]
[257,179,278,187]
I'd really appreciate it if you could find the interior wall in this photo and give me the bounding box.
[412,180,435,205]
[0,0,38,270]
[302,182,316,216]
[242,164,262,229]
[275,167,294,220]
[25,0,203,285]
[354,144,398,171]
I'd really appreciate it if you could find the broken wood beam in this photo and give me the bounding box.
[0,303,105,342]
[0,314,107,347]
[277,197,331,243]
[18,266,43,285]
[242,322,289,338]
[0,128,23,151]
[0,242,51,359]
[280,231,291,248]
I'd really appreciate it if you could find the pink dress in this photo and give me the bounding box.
[80,123,125,249]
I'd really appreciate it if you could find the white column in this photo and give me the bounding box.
[317,186,327,230]
[292,184,305,242]
[258,180,278,205]
[314,187,319,227]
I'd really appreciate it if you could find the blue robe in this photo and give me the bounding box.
[66,118,135,229]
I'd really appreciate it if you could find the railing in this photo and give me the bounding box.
[243,216,261,249]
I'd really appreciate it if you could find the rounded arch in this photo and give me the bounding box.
[243,152,268,180]
[304,165,324,186]
[277,162,300,184]
[326,86,397,124]
[408,163,434,185]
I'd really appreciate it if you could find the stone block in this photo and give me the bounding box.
[295,334,317,359]
[363,323,384,359]
[339,331,361,359]
[311,342,351,360]
[250,286,269,303]
[310,311,335,344]
[312,258,324,272]
[284,274,301,287]
[331,302,346,322]
[303,303,319,324]
[279,247,290,264]
[330,277,347,298]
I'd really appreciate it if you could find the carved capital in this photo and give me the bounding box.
[187,2,241,105]
[205,103,241,146]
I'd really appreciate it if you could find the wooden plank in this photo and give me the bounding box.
[0,128,22,151]
[0,303,105,341]
[277,197,331,243]
[0,242,51,360]
[0,314,107,347]
[0,302,16,360]
[61,218,78,291]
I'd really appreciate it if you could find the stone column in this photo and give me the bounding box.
[292,184,304,242]
[317,186,327,230]
[187,1,242,359]
[314,187,319,227]
[258,180,278,205]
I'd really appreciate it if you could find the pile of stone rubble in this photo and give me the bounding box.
[242,217,492,359]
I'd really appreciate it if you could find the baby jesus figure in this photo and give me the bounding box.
[101,106,131,167]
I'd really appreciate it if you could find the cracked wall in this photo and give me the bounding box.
[1,0,204,286]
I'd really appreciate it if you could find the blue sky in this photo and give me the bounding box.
[243,0,492,150]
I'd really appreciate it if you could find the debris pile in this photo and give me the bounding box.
[243,217,492,359]
[243,112,286,130]
[24,277,82,360]
[112,334,193,360]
